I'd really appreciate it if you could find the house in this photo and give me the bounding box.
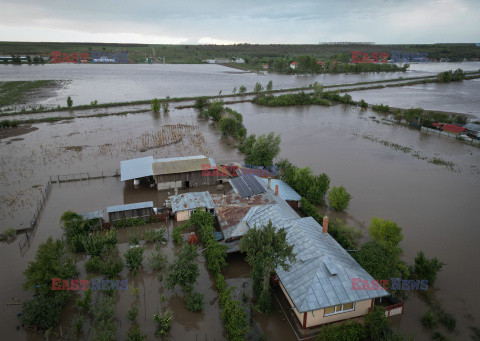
[211,174,391,330]
[290,62,297,69]
[107,201,154,222]
[169,191,215,221]
[432,123,467,135]
[464,123,480,138]
[120,155,230,191]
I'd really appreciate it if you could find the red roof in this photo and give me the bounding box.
[432,123,443,128]
[290,62,297,65]
[440,124,466,133]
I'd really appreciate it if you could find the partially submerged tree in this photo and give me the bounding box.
[240,221,295,313]
[166,243,199,293]
[328,185,352,211]
[244,132,281,167]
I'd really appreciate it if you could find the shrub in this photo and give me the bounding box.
[166,243,199,293]
[143,228,166,243]
[76,288,92,312]
[0,228,16,241]
[21,292,68,329]
[364,306,389,340]
[317,321,366,340]
[125,247,145,276]
[194,97,209,110]
[328,185,352,211]
[85,256,103,273]
[186,291,204,312]
[203,101,224,121]
[172,224,186,243]
[329,219,361,250]
[127,305,139,322]
[438,309,456,331]
[148,245,168,271]
[432,331,448,340]
[153,312,172,336]
[254,82,263,93]
[67,96,73,107]
[372,103,391,113]
[73,314,85,336]
[239,85,247,94]
[421,310,438,328]
[359,99,368,108]
[413,251,444,285]
[126,324,147,341]
[151,98,160,113]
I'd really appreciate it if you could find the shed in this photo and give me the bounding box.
[107,201,154,222]
[170,191,215,221]
[464,123,480,138]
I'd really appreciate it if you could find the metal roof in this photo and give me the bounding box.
[276,217,388,313]
[107,201,154,213]
[464,123,480,132]
[79,210,104,220]
[170,191,215,213]
[120,156,154,181]
[230,175,266,198]
[152,155,212,176]
[254,176,301,202]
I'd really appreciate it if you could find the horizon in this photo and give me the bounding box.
[1,0,479,44]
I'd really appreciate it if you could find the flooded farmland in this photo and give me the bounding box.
[1,64,480,340]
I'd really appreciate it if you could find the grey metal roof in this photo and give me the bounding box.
[170,191,215,213]
[107,201,154,213]
[120,156,154,181]
[276,217,388,313]
[80,210,104,220]
[464,123,480,132]
[254,176,301,202]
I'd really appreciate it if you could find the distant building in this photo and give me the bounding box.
[432,123,467,135]
[234,58,245,64]
[464,123,480,138]
[290,62,297,69]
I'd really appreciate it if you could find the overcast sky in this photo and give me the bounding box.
[0,0,479,44]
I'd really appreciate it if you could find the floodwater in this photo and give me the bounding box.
[0,62,479,107]
[1,64,480,340]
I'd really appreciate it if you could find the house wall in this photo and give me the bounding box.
[155,170,224,191]
[278,280,373,328]
[175,210,190,222]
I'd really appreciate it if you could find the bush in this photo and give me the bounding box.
[85,256,103,273]
[124,247,145,276]
[76,288,92,312]
[372,103,391,113]
[166,243,199,293]
[239,85,247,94]
[67,96,73,107]
[317,321,366,340]
[329,219,361,250]
[127,305,139,322]
[364,306,389,340]
[143,228,166,243]
[244,132,281,167]
[413,251,444,285]
[203,101,224,121]
[153,312,172,336]
[328,185,352,211]
[186,291,204,312]
[21,292,68,329]
[359,99,368,108]
[438,309,456,331]
[421,310,438,328]
[148,245,168,271]
[194,97,209,110]
[126,324,147,341]
[151,98,160,113]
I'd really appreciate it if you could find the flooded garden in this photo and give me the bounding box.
[1,62,480,340]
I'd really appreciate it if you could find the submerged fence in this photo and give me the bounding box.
[421,127,480,146]
[52,170,120,183]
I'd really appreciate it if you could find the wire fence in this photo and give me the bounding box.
[51,169,120,183]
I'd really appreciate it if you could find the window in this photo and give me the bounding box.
[324,302,355,316]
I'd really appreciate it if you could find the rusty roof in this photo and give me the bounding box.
[211,193,273,207]
[152,156,211,175]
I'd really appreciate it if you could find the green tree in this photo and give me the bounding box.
[185,291,204,312]
[266,80,273,91]
[244,132,281,167]
[368,217,403,250]
[166,243,199,293]
[355,241,398,279]
[240,221,295,313]
[67,96,73,108]
[412,251,444,285]
[194,97,209,110]
[26,55,32,64]
[162,96,170,113]
[364,306,389,340]
[328,185,352,211]
[124,247,145,276]
[239,134,256,155]
[126,324,147,340]
[313,82,324,96]
[151,98,160,113]
[254,82,263,93]
[232,87,237,94]
[239,85,247,94]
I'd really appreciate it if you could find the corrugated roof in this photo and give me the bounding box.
[441,124,466,133]
[170,191,215,213]
[254,176,301,202]
[107,201,154,213]
[120,156,154,181]
[464,123,480,132]
[80,210,104,220]
[152,155,211,175]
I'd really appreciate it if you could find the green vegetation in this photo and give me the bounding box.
[253,92,331,107]
[359,99,368,108]
[67,96,73,108]
[266,80,273,91]
[185,291,204,312]
[142,228,166,243]
[328,185,352,211]
[372,103,391,113]
[127,305,139,322]
[126,324,147,340]
[151,98,160,112]
[242,132,281,167]
[316,320,366,340]
[0,80,55,106]
[239,85,247,94]
[166,243,199,293]
[162,96,170,113]
[411,251,444,285]
[421,310,438,328]
[21,237,77,330]
[124,247,145,276]
[0,228,16,241]
[254,82,263,93]
[0,119,21,128]
[320,91,357,105]
[240,221,295,313]
[329,219,361,250]
[153,312,172,336]
[148,245,168,271]
[437,68,465,83]
[91,294,118,340]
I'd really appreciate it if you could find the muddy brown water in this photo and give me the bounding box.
[1,99,479,339]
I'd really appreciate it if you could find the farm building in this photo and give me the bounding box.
[107,201,154,222]
[169,191,216,221]
[120,155,232,191]
[432,123,467,135]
